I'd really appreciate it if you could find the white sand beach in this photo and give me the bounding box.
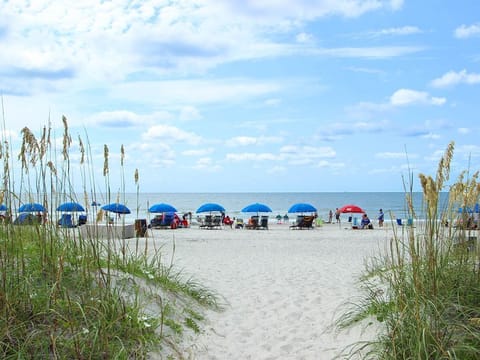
[140,222,393,359]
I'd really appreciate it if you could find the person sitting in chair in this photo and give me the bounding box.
[223,215,234,228]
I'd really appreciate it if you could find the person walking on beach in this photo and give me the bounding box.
[335,208,340,223]
[328,209,333,223]
[378,209,384,227]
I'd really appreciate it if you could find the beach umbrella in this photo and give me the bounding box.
[196,202,225,213]
[149,203,177,213]
[18,202,46,212]
[457,203,480,214]
[101,203,131,214]
[241,203,272,214]
[338,204,364,214]
[0,204,7,211]
[288,203,317,214]
[56,202,85,212]
[458,207,473,214]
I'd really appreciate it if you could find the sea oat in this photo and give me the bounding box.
[62,116,72,161]
[47,161,57,177]
[78,136,85,165]
[103,145,109,176]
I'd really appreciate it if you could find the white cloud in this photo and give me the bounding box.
[296,32,314,43]
[317,160,345,169]
[313,46,423,58]
[220,0,403,20]
[389,0,404,11]
[430,69,480,88]
[458,128,470,135]
[193,157,221,171]
[179,106,202,121]
[390,89,446,106]
[0,0,406,91]
[110,79,281,106]
[182,148,214,157]
[142,124,202,145]
[420,132,441,140]
[226,152,279,161]
[227,135,283,147]
[455,23,480,38]
[280,145,336,160]
[374,25,421,36]
[85,111,146,127]
[376,152,407,159]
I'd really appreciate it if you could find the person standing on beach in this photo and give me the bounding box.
[378,209,384,227]
[328,210,333,223]
[335,208,340,223]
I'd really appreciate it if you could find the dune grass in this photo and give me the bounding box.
[338,142,480,359]
[0,117,218,359]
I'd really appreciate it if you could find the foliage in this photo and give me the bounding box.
[338,142,480,359]
[0,116,218,358]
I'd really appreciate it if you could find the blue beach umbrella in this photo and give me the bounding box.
[241,202,272,214]
[458,203,479,214]
[0,204,7,211]
[57,202,85,212]
[18,202,46,212]
[288,203,317,214]
[149,203,177,213]
[196,203,226,213]
[101,203,131,214]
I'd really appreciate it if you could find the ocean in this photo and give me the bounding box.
[85,192,450,224]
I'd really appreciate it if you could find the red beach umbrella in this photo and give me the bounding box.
[339,204,364,214]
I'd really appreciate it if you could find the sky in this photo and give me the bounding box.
[1,0,480,193]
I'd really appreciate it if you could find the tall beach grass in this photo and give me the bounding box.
[0,116,218,359]
[338,141,480,359]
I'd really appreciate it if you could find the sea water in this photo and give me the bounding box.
[82,192,450,224]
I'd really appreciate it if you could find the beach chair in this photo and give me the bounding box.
[150,215,162,228]
[289,215,304,229]
[352,217,359,229]
[235,218,244,229]
[290,215,304,229]
[200,215,214,229]
[14,213,39,225]
[59,213,75,228]
[78,215,87,225]
[212,215,222,229]
[151,213,175,229]
[258,216,269,230]
[245,216,259,229]
[298,215,314,229]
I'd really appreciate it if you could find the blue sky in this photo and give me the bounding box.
[1,0,480,193]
